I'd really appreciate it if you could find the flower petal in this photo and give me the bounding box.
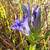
[26,2,31,16]
[15,18,23,26]
[36,8,41,29]
[10,24,29,36]
[10,24,24,34]
[23,17,31,35]
[32,5,38,16]
[23,15,26,22]
[32,7,36,16]
[10,25,19,30]
[36,8,41,19]
[21,4,28,15]
[15,18,22,23]
[34,7,41,30]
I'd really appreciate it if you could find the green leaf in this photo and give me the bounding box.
[23,40,29,50]
[29,45,32,50]
[12,38,15,47]
[40,33,50,41]
[29,44,36,50]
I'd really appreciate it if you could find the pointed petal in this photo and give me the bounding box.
[34,7,41,30]
[26,2,31,17]
[15,18,22,24]
[15,18,23,26]
[10,25,19,30]
[36,8,41,29]
[36,8,41,19]
[32,5,38,16]
[26,2,30,11]
[21,4,28,15]
[10,24,24,34]
[23,15,26,22]
[32,7,36,16]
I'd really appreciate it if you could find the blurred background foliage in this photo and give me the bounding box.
[0,0,50,50]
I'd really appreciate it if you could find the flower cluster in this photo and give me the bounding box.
[10,2,41,36]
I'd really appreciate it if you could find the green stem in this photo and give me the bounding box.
[29,44,36,50]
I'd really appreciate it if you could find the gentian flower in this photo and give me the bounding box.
[10,2,31,36]
[32,6,41,30]
[10,2,41,36]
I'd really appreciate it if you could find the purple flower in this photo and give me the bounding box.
[32,6,41,30]
[10,2,31,36]
[10,2,41,36]
[10,15,31,36]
